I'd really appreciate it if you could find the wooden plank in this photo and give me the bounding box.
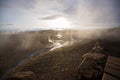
[105,64,120,78]
[107,59,120,66]
[106,62,120,71]
[108,56,120,63]
[102,73,119,80]
[103,56,120,79]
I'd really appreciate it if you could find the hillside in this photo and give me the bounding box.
[5,40,96,80]
[0,30,57,77]
[1,28,120,80]
[0,29,102,78]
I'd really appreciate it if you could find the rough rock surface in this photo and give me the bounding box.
[77,53,106,80]
[6,71,36,80]
[76,41,106,80]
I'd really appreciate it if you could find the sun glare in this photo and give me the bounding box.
[46,17,72,30]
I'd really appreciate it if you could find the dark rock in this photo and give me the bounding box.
[77,53,106,80]
[6,71,36,80]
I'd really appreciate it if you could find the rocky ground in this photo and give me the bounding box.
[3,40,107,80]
[75,41,107,80]
[1,28,120,80]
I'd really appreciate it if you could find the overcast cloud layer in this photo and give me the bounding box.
[0,0,120,31]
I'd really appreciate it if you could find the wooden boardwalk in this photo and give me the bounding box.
[102,56,120,80]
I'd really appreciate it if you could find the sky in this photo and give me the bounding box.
[0,0,120,31]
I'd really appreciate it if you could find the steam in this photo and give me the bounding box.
[0,29,105,51]
[48,32,72,51]
[56,33,62,38]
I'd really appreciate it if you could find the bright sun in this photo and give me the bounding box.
[46,17,72,30]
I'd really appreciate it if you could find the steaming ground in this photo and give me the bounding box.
[0,28,120,79]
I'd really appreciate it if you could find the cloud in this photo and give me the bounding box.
[0,0,120,31]
[0,0,35,9]
[64,0,120,28]
[0,23,14,26]
[35,0,120,28]
[0,23,17,31]
[38,15,61,20]
[0,23,15,28]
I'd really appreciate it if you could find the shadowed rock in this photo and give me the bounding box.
[6,71,36,80]
[76,41,106,80]
[77,53,106,79]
